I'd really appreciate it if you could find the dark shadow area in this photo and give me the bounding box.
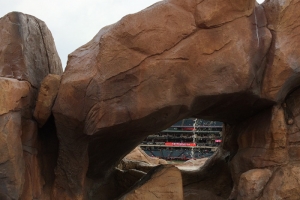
[38,115,59,188]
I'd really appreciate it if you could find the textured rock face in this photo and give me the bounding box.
[259,166,300,200]
[262,0,300,102]
[118,165,183,200]
[0,12,62,200]
[123,147,167,165]
[34,74,61,127]
[181,148,233,199]
[0,12,62,87]
[230,105,288,182]
[2,0,300,199]
[226,86,300,199]
[52,0,273,198]
[0,80,33,200]
[237,169,272,200]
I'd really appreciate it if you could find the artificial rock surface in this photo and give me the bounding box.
[0,11,62,200]
[2,0,300,199]
[123,147,167,165]
[0,12,62,87]
[262,0,300,102]
[237,169,272,200]
[52,0,273,198]
[118,165,183,200]
[34,74,61,127]
[118,147,168,174]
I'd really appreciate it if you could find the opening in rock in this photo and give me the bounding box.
[139,118,223,162]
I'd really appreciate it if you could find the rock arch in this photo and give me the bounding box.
[51,0,300,199]
[1,0,300,199]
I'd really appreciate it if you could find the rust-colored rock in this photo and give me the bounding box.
[3,0,300,199]
[0,78,30,115]
[0,12,62,87]
[34,74,61,127]
[0,11,62,200]
[52,1,273,198]
[118,165,183,200]
[194,0,255,28]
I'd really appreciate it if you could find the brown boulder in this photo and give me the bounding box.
[118,159,157,174]
[34,74,61,127]
[118,165,183,200]
[0,11,62,200]
[0,12,62,87]
[237,169,272,200]
[259,165,300,200]
[123,147,167,165]
[262,0,300,102]
[118,147,168,174]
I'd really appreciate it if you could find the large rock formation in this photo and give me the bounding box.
[52,0,273,198]
[2,0,300,199]
[50,0,300,199]
[0,12,62,200]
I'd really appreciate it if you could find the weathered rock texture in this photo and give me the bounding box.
[34,74,61,127]
[2,0,300,199]
[0,79,29,199]
[123,147,167,165]
[0,11,62,200]
[181,148,232,199]
[52,0,274,198]
[118,147,168,174]
[0,12,62,87]
[262,0,300,101]
[237,169,272,200]
[118,165,183,200]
